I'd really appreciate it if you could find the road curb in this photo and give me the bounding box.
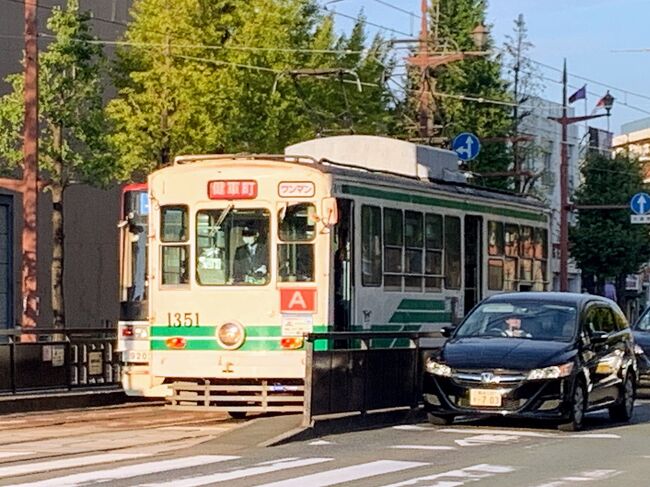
[264,408,426,446]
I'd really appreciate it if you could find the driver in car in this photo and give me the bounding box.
[503,316,531,338]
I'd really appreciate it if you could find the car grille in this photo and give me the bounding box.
[452,369,527,388]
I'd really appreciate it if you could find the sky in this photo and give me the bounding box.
[319,0,650,135]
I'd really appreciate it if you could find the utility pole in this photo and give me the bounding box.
[549,60,613,291]
[406,0,488,143]
[22,0,39,329]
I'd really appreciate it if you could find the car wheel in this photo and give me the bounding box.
[558,379,586,432]
[609,372,635,423]
[228,411,247,420]
[427,412,454,426]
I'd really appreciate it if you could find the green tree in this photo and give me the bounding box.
[570,152,650,298]
[107,1,396,178]
[0,0,111,326]
[434,0,513,190]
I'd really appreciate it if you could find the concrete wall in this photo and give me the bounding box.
[2,185,120,328]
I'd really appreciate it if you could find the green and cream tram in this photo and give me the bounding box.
[140,135,550,412]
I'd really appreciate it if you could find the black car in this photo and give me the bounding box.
[632,307,650,387]
[423,292,637,431]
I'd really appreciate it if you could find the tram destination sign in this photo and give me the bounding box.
[208,180,258,200]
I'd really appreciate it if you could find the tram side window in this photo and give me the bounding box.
[444,216,461,289]
[425,213,443,292]
[487,221,548,291]
[160,205,189,285]
[404,211,423,291]
[278,203,316,282]
[383,208,403,290]
[361,205,382,286]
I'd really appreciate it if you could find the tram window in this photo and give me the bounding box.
[162,246,189,284]
[521,226,534,258]
[278,203,316,242]
[505,224,519,257]
[444,216,461,289]
[161,206,188,242]
[404,211,423,291]
[520,258,533,282]
[504,257,518,291]
[278,244,313,282]
[384,208,403,275]
[425,214,443,292]
[487,221,504,256]
[195,208,270,286]
[534,228,548,259]
[488,258,503,290]
[361,205,382,286]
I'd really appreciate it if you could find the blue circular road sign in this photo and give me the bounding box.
[452,132,481,161]
[630,192,650,215]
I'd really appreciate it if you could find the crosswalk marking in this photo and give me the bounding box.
[0,452,34,460]
[137,457,333,487]
[0,453,148,479]
[439,428,554,438]
[254,460,428,487]
[380,463,515,487]
[9,455,238,487]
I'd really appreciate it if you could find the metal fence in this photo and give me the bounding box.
[0,327,121,393]
[303,331,442,426]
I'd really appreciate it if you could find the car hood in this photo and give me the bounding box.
[441,337,575,370]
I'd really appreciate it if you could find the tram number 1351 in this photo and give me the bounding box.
[167,312,200,327]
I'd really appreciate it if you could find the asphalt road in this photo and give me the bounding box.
[4,397,650,486]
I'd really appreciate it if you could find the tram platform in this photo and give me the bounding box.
[0,387,148,415]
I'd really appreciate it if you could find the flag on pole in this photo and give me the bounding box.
[568,85,586,104]
[591,90,613,114]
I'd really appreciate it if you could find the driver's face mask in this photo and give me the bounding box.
[243,236,256,245]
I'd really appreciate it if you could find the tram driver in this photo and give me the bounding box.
[233,225,268,284]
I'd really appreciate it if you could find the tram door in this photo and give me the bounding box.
[464,215,482,313]
[333,199,353,331]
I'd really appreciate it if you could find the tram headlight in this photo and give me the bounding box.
[217,322,245,350]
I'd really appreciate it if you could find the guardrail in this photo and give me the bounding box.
[302,331,442,426]
[0,327,120,393]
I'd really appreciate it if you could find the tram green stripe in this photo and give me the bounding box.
[397,299,446,311]
[389,311,452,323]
[151,340,295,352]
[150,325,330,338]
[341,184,546,222]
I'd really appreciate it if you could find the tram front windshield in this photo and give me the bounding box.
[196,208,270,285]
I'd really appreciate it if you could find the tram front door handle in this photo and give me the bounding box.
[363,309,371,325]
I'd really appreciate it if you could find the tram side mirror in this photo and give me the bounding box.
[321,197,339,227]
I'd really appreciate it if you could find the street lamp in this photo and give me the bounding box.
[549,61,614,292]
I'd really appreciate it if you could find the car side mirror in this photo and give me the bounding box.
[441,326,456,338]
[590,330,608,344]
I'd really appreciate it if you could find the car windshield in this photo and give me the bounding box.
[635,309,650,331]
[455,300,578,341]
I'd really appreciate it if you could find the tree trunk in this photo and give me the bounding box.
[51,181,65,328]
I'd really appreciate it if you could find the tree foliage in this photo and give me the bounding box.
[106,0,395,179]
[0,0,111,326]
[570,152,650,290]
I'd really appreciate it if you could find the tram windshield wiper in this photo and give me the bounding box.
[215,203,234,228]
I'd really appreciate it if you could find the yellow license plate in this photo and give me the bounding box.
[469,389,502,407]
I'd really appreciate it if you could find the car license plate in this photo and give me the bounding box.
[125,350,150,363]
[469,389,502,407]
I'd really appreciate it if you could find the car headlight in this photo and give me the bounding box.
[217,322,245,350]
[635,344,645,355]
[425,358,452,377]
[527,362,574,381]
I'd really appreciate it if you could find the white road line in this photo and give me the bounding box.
[528,469,620,486]
[0,452,33,460]
[137,457,333,487]
[9,455,238,487]
[380,463,515,487]
[568,433,621,439]
[390,445,457,451]
[254,460,428,487]
[439,428,555,438]
[0,453,149,479]
[393,425,433,431]
[309,440,334,445]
